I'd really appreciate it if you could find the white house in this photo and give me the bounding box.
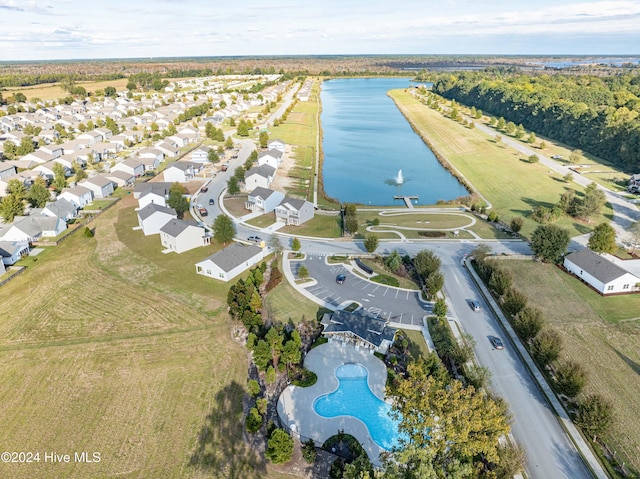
[257,149,283,169]
[136,203,177,236]
[42,198,78,222]
[0,240,29,265]
[244,164,275,190]
[104,170,135,188]
[275,197,315,226]
[58,185,93,209]
[163,162,196,183]
[245,187,285,214]
[34,160,71,180]
[159,219,209,253]
[563,248,640,295]
[155,140,180,158]
[138,155,162,173]
[191,145,213,163]
[79,175,115,199]
[137,148,164,163]
[195,243,264,282]
[0,163,17,181]
[268,139,286,153]
[111,158,145,178]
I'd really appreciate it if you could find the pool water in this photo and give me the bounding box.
[313,363,401,450]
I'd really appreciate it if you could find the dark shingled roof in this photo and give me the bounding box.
[320,309,396,349]
[248,186,278,200]
[245,164,276,179]
[199,243,263,273]
[160,218,200,238]
[136,203,177,221]
[565,248,633,284]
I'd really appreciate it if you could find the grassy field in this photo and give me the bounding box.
[0,194,287,479]
[5,78,130,101]
[280,213,342,238]
[389,89,613,239]
[496,259,640,472]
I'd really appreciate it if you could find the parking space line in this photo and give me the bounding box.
[383,288,389,296]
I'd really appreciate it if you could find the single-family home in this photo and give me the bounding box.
[268,139,286,153]
[245,187,285,214]
[320,309,397,354]
[0,163,17,181]
[34,160,71,180]
[0,240,30,265]
[111,158,145,178]
[136,203,177,235]
[564,248,640,295]
[195,243,264,282]
[257,149,283,169]
[58,185,93,209]
[244,164,276,190]
[163,162,197,183]
[155,140,180,158]
[0,217,44,243]
[137,148,164,164]
[275,197,315,226]
[41,198,78,222]
[159,219,210,253]
[79,175,115,199]
[138,189,167,209]
[191,145,213,163]
[21,150,54,165]
[77,130,103,145]
[104,170,135,188]
[138,155,162,173]
[38,144,64,158]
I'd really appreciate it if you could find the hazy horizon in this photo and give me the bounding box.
[1,0,639,62]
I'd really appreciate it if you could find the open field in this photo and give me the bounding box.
[0,195,287,479]
[280,213,342,238]
[389,89,614,239]
[496,259,640,472]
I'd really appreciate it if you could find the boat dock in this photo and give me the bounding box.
[394,195,419,208]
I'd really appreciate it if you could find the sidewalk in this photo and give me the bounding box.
[465,260,609,479]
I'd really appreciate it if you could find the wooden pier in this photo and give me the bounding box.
[394,195,419,209]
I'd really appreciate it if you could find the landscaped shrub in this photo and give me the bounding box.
[266,428,294,464]
[489,267,512,296]
[266,263,282,292]
[488,211,499,222]
[530,328,562,367]
[554,360,587,398]
[502,288,528,317]
[512,306,545,341]
[417,230,446,238]
[371,275,400,287]
[83,226,94,238]
[247,379,261,397]
[245,407,263,433]
[291,368,317,387]
[302,439,317,463]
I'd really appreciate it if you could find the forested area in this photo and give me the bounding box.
[432,71,640,170]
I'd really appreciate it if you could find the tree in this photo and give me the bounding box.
[391,361,510,471]
[563,172,573,183]
[530,328,562,366]
[385,250,402,273]
[104,86,117,97]
[364,234,379,253]
[52,162,67,192]
[166,182,189,216]
[16,136,35,156]
[245,407,262,433]
[530,224,570,263]
[226,176,240,195]
[493,442,527,479]
[344,215,359,235]
[527,154,539,163]
[265,326,284,369]
[27,177,50,208]
[513,306,545,341]
[207,149,219,163]
[510,216,524,233]
[569,182,605,219]
[433,298,447,318]
[237,121,249,137]
[247,379,261,397]
[569,149,583,164]
[301,439,317,463]
[0,193,24,222]
[213,214,235,244]
[291,237,301,252]
[576,394,614,442]
[539,140,547,150]
[259,131,269,148]
[554,360,587,398]
[414,250,441,281]
[225,136,234,149]
[588,222,617,254]
[73,162,87,182]
[489,268,512,296]
[252,340,271,371]
[502,288,528,316]
[3,139,17,160]
[298,264,309,279]
[105,117,119,135]
[266,429,294,464]
[5,178,27,200]
[527,132,537,144]
[282,339,301,373]
[425,271,444,296]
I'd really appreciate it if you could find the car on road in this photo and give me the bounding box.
[470,300,481,312]
[490,336,504,350]
[248,235,262,243]
[336,274,346,284]
[208,198,215,205]
[201,186,208,193]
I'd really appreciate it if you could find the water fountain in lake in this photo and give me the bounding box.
[395,169,404,185]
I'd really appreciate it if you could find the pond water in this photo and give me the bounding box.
[321,78,468,206]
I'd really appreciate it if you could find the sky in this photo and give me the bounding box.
[0,0,639,61]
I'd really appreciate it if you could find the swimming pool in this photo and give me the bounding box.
[313,363,401,450]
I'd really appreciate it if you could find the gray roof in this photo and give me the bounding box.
[160,218,201,238]
[44,198,76,219]
[167,161,196,172]
[249,187,278,200]
[200,243,263,273]
[82,175,114,188]
[320,309,396,349]
[0,240,29,258]
[565,248,635,284]
[278,196,308,211]
[259,149,283,159]
[245,164,276,180]
[134,182,173,197]
[137,203,177,221]
[63,185,92,197]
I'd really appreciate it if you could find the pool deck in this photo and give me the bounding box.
[277,341,391,466]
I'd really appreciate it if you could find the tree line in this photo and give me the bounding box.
[431,71,640,170]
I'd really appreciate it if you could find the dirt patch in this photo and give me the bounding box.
[270,145,296,193]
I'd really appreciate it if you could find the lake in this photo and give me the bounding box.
[321,78,468,206]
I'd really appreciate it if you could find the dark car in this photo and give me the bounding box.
[336,274,346,284]
[208,198,215,205]
[490,336,504,350]
[470,300,481,312]
[248,235,262,243]
[201,186,208,193]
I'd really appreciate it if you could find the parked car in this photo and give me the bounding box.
[201,186,208,193]
[470,300,481,312]
[248,235,262,243]
[208,198,215,205]
[490,336,504,350]
[336,274,346,284]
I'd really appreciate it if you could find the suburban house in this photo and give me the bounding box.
[104,170,135,188]
[191,145,213,163]
[111,158,145,178]
[563,248,640,295]
[154,140,180,158]
[42,198,78,222]
[134,182,177,208]
[257,149,283,169]
[244,164,276,190]
[138,155,162,173]
[163,162,197,183]
[34,160,72,180]
[79,175,115,199]
[58,185,94,209]
[21,150,54,165]
[137,148,165,164]
[275,197,315,226]
[245,187,285,214]
[195,243,264,282]
[268,139,286,153]
[136,203,177,235]
[320,309,397,354]
[0,215,64,243]
[0,163,17,181]
[159,219,210,253]
[0,240,29,265]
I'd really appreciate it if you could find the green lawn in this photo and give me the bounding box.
[402,329,431,360]
[358,257,420,290]
[264,276,323,325]
[389,89,614,239]
[280,213,342,238]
